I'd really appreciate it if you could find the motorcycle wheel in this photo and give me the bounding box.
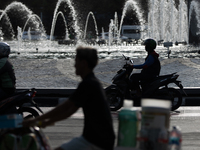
[105,88,124,111]
[155,88,182,111]
[18,107,40,119]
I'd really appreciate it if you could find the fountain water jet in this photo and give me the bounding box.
[50,0,81,41]
[50,11,69,41]
[0,1,44,41]
[113,12,119,41]
[0,0,199,59]
[17,26,22,51]
[28,28,31,40]
[101,27,105,39]
[108,19,114,46]
[148,0,188,43]
[189,0,200,35]
[0,10,14,38]
[0,2,33,22]
[118,0,145,39]
[84,11,99,40]
[179,0,188,43]
[22,14,47,39]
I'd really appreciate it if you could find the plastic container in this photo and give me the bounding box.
[117,100,140,147]
[0,114,23,129]
[158,128,169,150]
[169,126,182,150]
[139,98,171,150]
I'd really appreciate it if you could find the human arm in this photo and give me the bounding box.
[23,98,79,128]
[132,55,155,69]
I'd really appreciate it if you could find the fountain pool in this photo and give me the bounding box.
[5,39,199,60]
[0,0,200,61]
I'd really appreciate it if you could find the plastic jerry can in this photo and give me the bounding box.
[117,100,140,147]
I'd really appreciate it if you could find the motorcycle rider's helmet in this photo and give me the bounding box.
[144,38,157,52]
[0,42,10,57]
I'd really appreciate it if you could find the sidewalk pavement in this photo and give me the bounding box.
[11,58,200,88]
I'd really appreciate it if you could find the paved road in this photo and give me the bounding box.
[39,106,200,150]
[11,58,200,88]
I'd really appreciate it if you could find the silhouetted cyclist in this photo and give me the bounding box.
[23,46,115,150]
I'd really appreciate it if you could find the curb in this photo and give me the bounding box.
[16,87,200,107]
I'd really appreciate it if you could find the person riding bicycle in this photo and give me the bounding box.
[0,42,16,100]
[129,38,161,96]
[23,46,115,150]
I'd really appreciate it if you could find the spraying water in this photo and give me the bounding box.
[84,11,99,40]
[17,26,22,51]
[148,0,188,43]
[0,2,33,22]
[118,0,145,40]
[51,11,69,40]
[0,9,14,38]
[50,0,81,41]
[189,0,200,35]
[22,14,46,37]
[0,0,198,59]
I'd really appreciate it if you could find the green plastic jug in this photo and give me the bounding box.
[117,100,139,147]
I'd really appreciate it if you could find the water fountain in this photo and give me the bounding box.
[0,1,42,37]
[117,0,145,42]
[0,10,14,38]
[84,11,99,41]
[17,26,22,51]
[50,0,80,41]
[189,0,200,36]
[27,28,31,41]
[147,0,188,43]
[51,11,69,40]
[101,27,105,40]
[114,12,119,40]
[0,0,199,59]
[22,14,46,39]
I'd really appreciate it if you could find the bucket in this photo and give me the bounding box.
[139,98,171,150]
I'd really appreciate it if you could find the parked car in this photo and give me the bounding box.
[121,25,148,40]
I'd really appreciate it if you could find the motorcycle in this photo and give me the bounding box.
[105,55,186,111]
[0,88,43,118]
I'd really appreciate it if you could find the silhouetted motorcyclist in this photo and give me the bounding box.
[0,42,16,100]
[129,38,161,96]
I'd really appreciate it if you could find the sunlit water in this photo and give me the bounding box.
[6,40,200,59]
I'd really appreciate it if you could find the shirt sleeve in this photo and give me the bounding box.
[133,55,155,69]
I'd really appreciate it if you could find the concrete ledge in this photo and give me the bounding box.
[16,87,200,107]
[115,147,138,150]
[16,87,75,107]
[17,87,75,97]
